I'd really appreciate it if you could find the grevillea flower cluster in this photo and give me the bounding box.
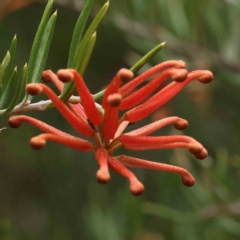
[8,60,213,195]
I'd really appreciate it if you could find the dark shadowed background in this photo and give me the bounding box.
[0,0,240,239]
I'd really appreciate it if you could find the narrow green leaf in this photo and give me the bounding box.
[0,51,10,89]
[67,0,94,68]
[4,35,17,86]
[130,41,166,73]
[46,32,96,109]
[0,35,17,94]
[61,0,109,102]
[74,1,109,70]
[0,67,17,109]
[1,64,27,115]
[9,35,17,59]
[26,0,54,85]
[1,51,11,67]
[78,31,97,75]
[93,42,166,101]
[26,11,57,100]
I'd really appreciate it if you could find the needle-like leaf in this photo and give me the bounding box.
[0,67,17,109]
[25,0,54,87]
[67,0,94,68]
[78,31,97,75]
[0,35,17,91]
[1,64,27,115]
[4,35,17,86]
[61,0,109,102]
[26,11,57,100]
[0,51,10,90]
[130,42,166,74]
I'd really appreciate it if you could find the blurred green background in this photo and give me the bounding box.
[1,0,240,239]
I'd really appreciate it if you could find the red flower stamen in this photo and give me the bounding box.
[30,133,94,151]
[42,70,64,90]
[120,135,206,158]
[9,60,213,196]
[119,68,188,110]
[57,69,103,126]
[95,148,110,183]
[8,115,78,137]
[125,117,188,136]
[101,70,132,139]
[102,93,122,139]
[195,148,208,160]
[26,83,94,137]
[102,68,133,109]
[116,155,195,187]
[42,70,87,121]
[119,60,186,97]
[108,157,145,195]
[125,70,213,122]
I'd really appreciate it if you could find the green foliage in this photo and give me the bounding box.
[0,35,18,110]
[0,64,27,115]
[0,0,56,113]
[25,0,57,100]
[78,31,97,75]
[0,35,16,93]
[0,0,240,240]
[130,41,165,74]
[0,0,166,112]
[0,51,10,89]
[67,0,94,68]
[25,0,54,85]
[61,0,109,102]
[0,67,17,109]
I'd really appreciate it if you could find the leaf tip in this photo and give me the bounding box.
[104,0,110,8]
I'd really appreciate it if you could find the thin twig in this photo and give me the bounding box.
[0,95,103,115]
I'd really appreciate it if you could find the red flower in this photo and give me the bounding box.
[8,60,213,195]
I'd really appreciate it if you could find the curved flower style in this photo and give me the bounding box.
[8,60,213,195]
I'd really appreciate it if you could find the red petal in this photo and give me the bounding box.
[67,69,103,125]
[125,117,188,136]
[117,155,195,187]
[125,70,213,122]
[108,157,144,195]
[30,133,94,152]
[102,107,119,139]
[42,70,87,120]
[119,68,187,110]
[119,60,186,97]
[26,83,94,137]
[102,93,122,139]
[8,115,79,138]
[102,69,133,109]
[95,148,110,183]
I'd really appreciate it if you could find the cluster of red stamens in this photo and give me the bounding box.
[8,60,213,195]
